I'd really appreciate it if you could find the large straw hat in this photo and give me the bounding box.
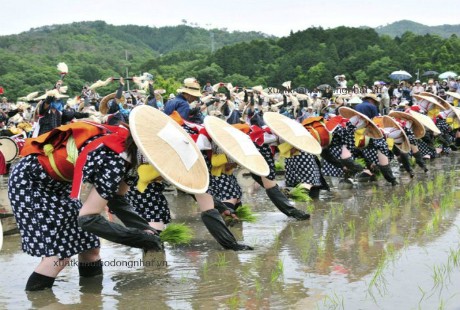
[362,93,381,103]
[420,92,451,110]
[263,112,322,155]
[413,94,445,112]
[99,93,116,115]
[446,91,460,100]
[408,110,441,135]
[177,78,202,97]
[0,137,19,163]
[338,107,383,139]
[129,105,209,194]
[373,116,410,153]
[204,116,269,176]
[388,110,425,139]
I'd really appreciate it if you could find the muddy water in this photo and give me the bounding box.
[1,157,460,309]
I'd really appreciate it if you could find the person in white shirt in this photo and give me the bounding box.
[411,80,424,96]
[426,79,437,95]
[334,74,347,89]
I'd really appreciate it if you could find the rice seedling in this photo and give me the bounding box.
[202,259,209,276]
[300,246,312,263]
[448,248,460,268]
[405,189,412,201]
[270,259,284,283]
[306,203,315,214]
[426,180,434,195]
[391,194,400,207]
[227,292,240,310]
[347,220,356,237]
[234,204,257,223]
[338,225,345,240]
[289,185,313,202]
[435,173,445,190]
[273,232,281,249]
[418,286,426,309]
[413,182,421,201]
[368,255,389,297]
[254,278,263,298]
[160,223,194,245]
[321,292,345,310]
[216,253,228,267]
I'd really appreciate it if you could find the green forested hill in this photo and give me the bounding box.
[0,21,270,99]
[375,20,460,38]
[1,21,460,100]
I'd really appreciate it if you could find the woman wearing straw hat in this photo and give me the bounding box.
[166,80,254,250]
[388,110,429,174]
[226,110,311,220]
[315,115,364,184]
[9,116,167,291]
[340,99,399,186]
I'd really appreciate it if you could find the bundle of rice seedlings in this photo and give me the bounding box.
[234,204,257,223]
[289,185,312,202]
[354,158,367,167]
[160,223,193,245]
[274,160,285,171]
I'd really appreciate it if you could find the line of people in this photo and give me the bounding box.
[6,74,460,293]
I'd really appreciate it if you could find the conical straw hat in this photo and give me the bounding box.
[129,105,209,194]
[99,93,116,115]
[388,110,425,139]
[263,112,322,155]
[420,92,451,110]
[408,110,441,135]
[338,107,383,139]
[413,94,446,112]
[446,92,460,100]
[204,116,269,176]
[0,137,19,163]
[373,116,410,153]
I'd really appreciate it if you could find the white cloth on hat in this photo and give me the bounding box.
[349,115,366,129]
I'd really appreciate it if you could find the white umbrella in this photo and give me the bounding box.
[438,71,457,79]
[389,70,412,81]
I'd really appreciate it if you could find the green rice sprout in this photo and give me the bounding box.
[234,204,257,223]
[289,185,312,202]
[160,223,194,245]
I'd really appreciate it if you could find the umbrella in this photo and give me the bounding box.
[389,70,412,81]
[439,71,457,79]
[317,84,331,90]
[422,70,439,77]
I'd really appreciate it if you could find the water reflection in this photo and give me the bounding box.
[1,156,460,309]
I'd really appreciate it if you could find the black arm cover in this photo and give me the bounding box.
[78,214,163,250]
[107,195,155,232]
[115,83,124,99]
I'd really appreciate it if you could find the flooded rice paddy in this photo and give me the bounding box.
[1,156,460,309]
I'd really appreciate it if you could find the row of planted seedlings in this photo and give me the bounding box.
[316,169,460,307]
[365,169,460,302]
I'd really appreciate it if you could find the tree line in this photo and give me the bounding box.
[0,21,459,100]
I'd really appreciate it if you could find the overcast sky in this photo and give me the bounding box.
[1,0,458,37]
